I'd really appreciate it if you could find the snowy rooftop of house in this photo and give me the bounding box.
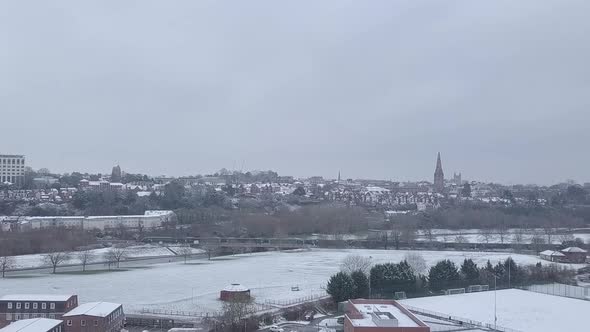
[540,250,566,257]
[63,302,121,317]
[0,294,74,302]
[348,301,421,328]
[561,247,587,253]
[222,284,249,292]
[0,318,62,332]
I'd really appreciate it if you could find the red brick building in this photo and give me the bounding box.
[220,284,250,301]
[0,294,78,328]
[62,302,124,332]
[0,318,64,332]
[560,247,588,263]
[344,299,430,332]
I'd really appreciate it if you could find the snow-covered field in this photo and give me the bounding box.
[416,228,590,245]
[401,289,590,332]
[11,245,203,269]
[0,248,581,315]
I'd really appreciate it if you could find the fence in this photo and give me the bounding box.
[139,308,220,318]
[263,294,329,307]
[521,283,590,301]
[404,304,522,332]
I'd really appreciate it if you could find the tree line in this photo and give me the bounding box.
[326,254,575,303]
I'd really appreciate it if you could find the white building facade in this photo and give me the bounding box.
[21,210,175,232]
[0,154,26,187]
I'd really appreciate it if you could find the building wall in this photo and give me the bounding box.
[0,296,78,328]
[64,308,124,332]
[22,211,174,231]
[0,155,26,187]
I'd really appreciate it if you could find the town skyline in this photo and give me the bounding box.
[4,151,588,187]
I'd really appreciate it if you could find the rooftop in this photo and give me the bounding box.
[561,247,587,253]
[347,299,424,328]
[0,294,74,302]
[63,302,121,318]
[540,250,565,257]
[223,284,249,292]
[0,318,62,332]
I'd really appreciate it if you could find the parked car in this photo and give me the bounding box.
[269,325,285,332]
[336,317,344,324]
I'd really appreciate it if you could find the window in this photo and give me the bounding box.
[24,302,29,309]
[81,320,86,326]
[5,313,11,321]
[33,303,38,309]
[66,320,72,326]
[14,314,20,320]
[42,303,47,309]
[94,320,98,326]
[50,303,55,309]
[49,314,55,319]
[16,303,21,309]
[7,302,12,309]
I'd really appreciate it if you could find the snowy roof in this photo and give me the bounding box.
[0,294,74,302]
[561,247,587,253]
[540,250,565,257]
[63,302,121,317]
[0,318,62,331]
[222,284,249,292]
[349,301,420,328]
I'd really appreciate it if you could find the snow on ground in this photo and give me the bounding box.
[11,245,203,269]
[0,249,581,316]
[416,228,590,244]
[400,289,590,332]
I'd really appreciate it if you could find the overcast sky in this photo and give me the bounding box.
[1,1,589,185]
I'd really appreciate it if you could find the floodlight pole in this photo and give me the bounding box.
[494,276,497,329]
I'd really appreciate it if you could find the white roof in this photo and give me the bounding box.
[0,294,74,302]
[540,250,566,257]
[0,318,62,332]
[561,247,587,253]
[350,302,419,328]
[63,302,121,317]
[223,284,249,292]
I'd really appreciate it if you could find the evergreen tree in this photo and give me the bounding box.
[460,259,480,283]
[326,272,355,303]
[351,270,370,298]
[428,259,460,291]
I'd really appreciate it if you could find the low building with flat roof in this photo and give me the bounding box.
[344,299,429,332]
[0,294,78,328]
[63,302,124,332]
[0,318,63,332]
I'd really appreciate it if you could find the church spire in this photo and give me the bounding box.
[434,152,445,193]
[435,152,442,172]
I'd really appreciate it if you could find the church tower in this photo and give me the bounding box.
[434,153,444,193]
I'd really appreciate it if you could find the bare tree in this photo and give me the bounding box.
[543,226,556,244]
[43,251,71,274]
[105,247,128,269]
[340,254,372,275]
[496,224,509,244]
[220,296,256,328]
[400,224,417,248]
[177,245,193,264]
[478,229,496,244]
[511,228,526,252]
[531,234,546,253]
[76,250,95,272]
[403,252,427,275]
[0,256,15,278]
[558,233,575,244]
[454,234,469,244]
